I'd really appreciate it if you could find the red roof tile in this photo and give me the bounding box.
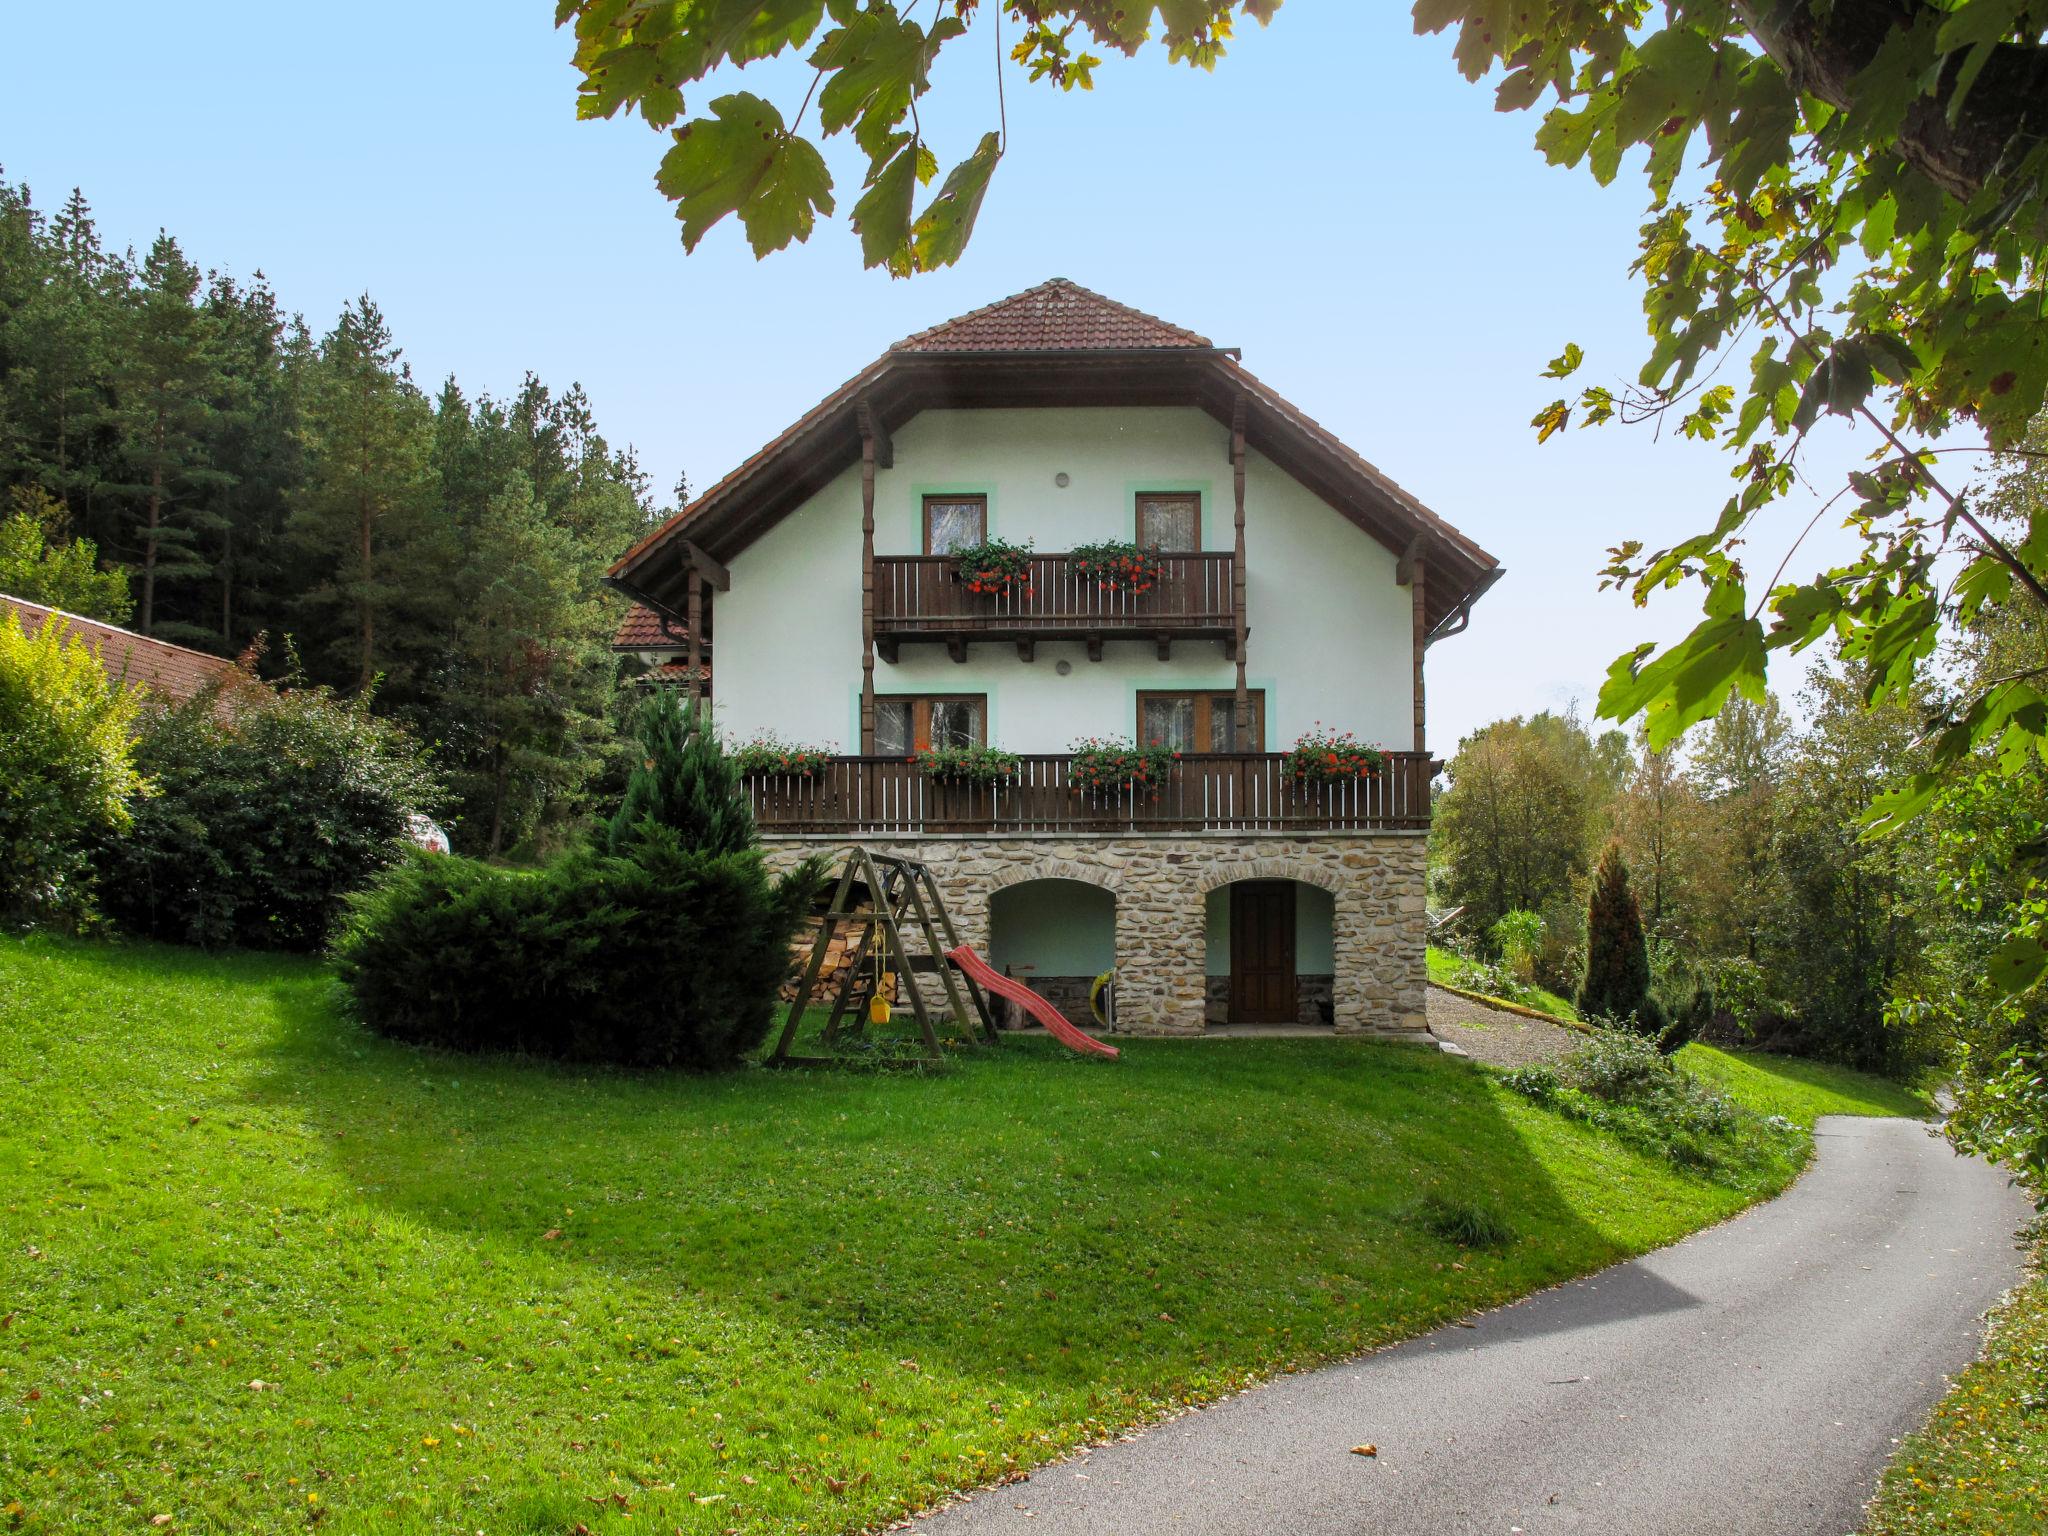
[2,594,241,704]
[613,602,693,650]
[892,278,1212,353]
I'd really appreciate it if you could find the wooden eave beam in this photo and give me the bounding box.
[683,541,731,592]
[1395,534,1428,588]
[855,396,894,469]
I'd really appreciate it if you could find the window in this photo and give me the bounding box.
[875,694,988,755]
[1137,690,1265,753]
[923,494,987,555]
[1136,492,1201,553]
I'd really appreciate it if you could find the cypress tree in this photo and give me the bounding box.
[605,690,755,857]
[1579,840,1652,1026]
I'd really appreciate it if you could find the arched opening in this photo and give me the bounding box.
[1204,880,1336,1026]
[988,878,1116,1028]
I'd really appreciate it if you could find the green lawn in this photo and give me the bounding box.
[1679,1043,1932,1126]
[0,936,1921,1536]
[1426,943,1581,1022]
[1862,1239,2048,1535]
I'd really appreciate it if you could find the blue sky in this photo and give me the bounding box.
[0,2,1908,747]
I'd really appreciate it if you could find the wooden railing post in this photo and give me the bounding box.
[1231,396,1250,738]
[859,435,877,751]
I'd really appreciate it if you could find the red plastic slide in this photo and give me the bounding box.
[945,946,1120,1058]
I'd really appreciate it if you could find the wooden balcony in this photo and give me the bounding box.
[743,752,1433,836]
[872,551,1237,661]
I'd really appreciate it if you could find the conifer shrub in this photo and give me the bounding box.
[333,827,812,1069]
[338,691,822,1069]
[98,670,440,950]
[1578,841,1654,1030]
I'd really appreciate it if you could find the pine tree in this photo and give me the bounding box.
[108,233,231,637]
[286,298,440,694]
[1579,840,1653,1027]
[202,272,300,651]
[605,690,755,858]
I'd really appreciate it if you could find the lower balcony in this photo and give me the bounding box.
[742,752,1433,836]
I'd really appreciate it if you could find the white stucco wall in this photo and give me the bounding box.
[711,406,1417,753]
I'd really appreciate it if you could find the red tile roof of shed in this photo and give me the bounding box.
[2,593,241,703]
[613,602,692,650]
[892,278,1211,352]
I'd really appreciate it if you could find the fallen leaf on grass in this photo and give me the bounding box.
[542,1229,562,1241]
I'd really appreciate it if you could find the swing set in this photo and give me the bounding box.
[770,846,1120,1066]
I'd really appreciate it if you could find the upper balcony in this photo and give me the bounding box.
[872,551,1238,662]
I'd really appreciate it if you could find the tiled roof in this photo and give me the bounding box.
[892,278,1212,353]
[613,602,693,650]
[633,659,710,687]
[2,593,241,703]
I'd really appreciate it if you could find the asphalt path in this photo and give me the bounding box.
[910,1116,2028,1536]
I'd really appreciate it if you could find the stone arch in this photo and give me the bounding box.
[1192,857,1343,896]
[985,857,1123,895]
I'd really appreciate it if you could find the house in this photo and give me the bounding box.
[2,593,241,704]
[608,280,1501,1036]
[613,601,708,695]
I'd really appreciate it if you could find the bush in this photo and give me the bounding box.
[1490,908,1544,984]
[1502,1028,1770,1175]
[97,672,441,950]
[333,827,815,1069]
[0,609,147,923]
[1579,841,1653,1029]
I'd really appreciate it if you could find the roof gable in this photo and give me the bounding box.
[611,281,1501,637]
[892,278,1211,353]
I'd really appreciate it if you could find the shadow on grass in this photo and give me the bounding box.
[231,967,1748,1402]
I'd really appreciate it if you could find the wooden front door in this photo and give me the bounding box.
[1229,882,1297,1023]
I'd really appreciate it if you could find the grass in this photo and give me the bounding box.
[0,935,1920,1536]
[1426,943,1581,1023]
[1862,1234,2048,1535]
[1678,1043,1933,1127]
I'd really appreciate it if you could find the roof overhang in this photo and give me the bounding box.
[610,348,1503,636]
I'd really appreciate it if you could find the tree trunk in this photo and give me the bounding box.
[357,490,374,692]
[141,404,166,635]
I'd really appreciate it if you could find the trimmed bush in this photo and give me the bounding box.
[98,673,440,950]
[333,827,814,1069]
[0,609,147,923]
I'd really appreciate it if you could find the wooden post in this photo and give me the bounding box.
[1231,397,1249,740]
[1410,557,1427,754]
[860,433,878,752]
[686,567,704,712]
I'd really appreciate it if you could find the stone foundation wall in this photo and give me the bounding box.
[760,835,1427,1037]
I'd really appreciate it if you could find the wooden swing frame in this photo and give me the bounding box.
[770,846,1000,1066]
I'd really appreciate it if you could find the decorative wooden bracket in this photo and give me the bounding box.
[1395,533,1428,588]
[1085,635,1104,663]
[946,638,968,664]
[683,541,731,592]
[876,638,899,665]
[1226,393,1246,465]
[1016,638,1036,663]
[1155,634,1173,662]
[855,397,894,469]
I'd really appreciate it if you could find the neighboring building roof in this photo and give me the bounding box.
[613,602,694,651]
[893,277,1211,353]
[610,279,1502,638]
[1,593,241,703]
[632,659,710,688]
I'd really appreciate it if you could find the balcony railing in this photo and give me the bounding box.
[743,752,1432,836]
[873,551,1237,655]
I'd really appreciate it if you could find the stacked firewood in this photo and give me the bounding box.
[780,912,898,1006]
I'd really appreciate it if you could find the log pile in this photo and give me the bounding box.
[780,911,898,1006]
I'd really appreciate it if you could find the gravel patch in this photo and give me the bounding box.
[1425,984,1581,1068]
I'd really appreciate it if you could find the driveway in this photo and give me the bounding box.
[908,1117,2028,1536]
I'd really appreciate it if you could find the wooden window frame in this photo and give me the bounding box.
[922,493,989,555]
[875,692,990,754]
[1136,689,1266,753]
[1135,491,1202,552]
